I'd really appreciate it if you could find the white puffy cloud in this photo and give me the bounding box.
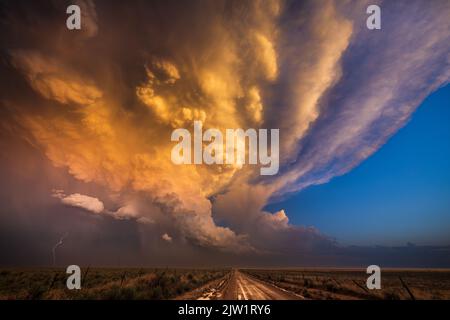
[59,193,104,214]
[162,233,172,242]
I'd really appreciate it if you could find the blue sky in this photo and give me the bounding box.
[267,85,450,246]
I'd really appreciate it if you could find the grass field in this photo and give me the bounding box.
[0,268,227,300]
[241,269,450,300]
[1,268,449,300]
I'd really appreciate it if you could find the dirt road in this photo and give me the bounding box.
[221,270,302,300]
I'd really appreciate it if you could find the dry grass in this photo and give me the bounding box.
[241,268,450,300]
[0,268,227,300]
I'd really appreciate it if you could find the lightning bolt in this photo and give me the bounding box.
[52,233,68,267]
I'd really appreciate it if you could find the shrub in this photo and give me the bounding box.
[383,290,401,300]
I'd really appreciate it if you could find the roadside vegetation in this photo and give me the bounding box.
[0,268,228,300]
[241,269,450,300]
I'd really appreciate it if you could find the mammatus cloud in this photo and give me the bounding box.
[1,0,449,260]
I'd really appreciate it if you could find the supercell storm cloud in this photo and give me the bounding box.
[0,0,449,267]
